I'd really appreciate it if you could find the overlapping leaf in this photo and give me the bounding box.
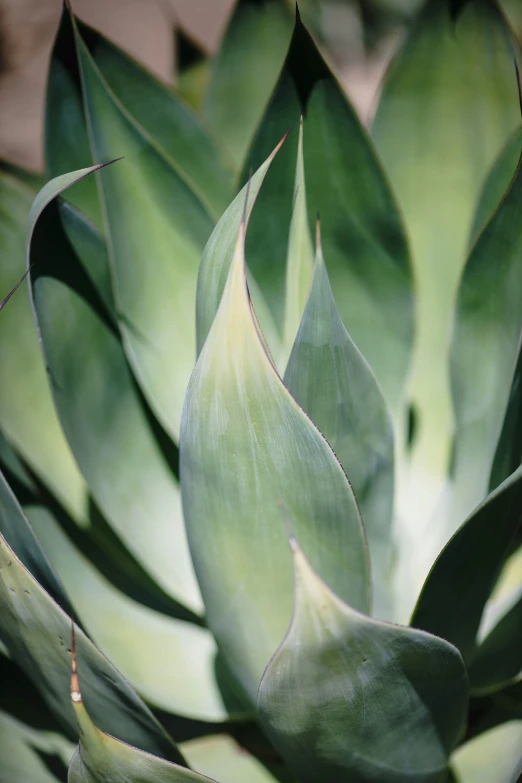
[468,589,522,693]
[452,721,522,783]
[373,0,520,479]
[244,11,413,413]
[284,225,395,619]
[0,710,73,783]
[258,539,468,783]
[204,0,293,170]
[181,216,369,705]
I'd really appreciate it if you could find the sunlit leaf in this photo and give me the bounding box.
[181,735,281,783]
[452,721,522,783]
[258,538,468,783]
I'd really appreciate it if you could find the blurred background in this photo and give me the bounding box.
[0,0,521,172]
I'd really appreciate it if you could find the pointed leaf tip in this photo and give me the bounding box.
[515,59,522,117]
[70,622,82,704]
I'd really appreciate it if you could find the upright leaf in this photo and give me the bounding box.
[204,0,293,170]
[245,11,413,412]
[258,539,468,783]
[181,217,369,705]
[373,0,520,478]
[0,171,87,523]
[72,12,214,441]
[412,464,522,662]
[284,223,395,619]
[68,631,214,782]
[489,336,522,491]
[450,154,522,523]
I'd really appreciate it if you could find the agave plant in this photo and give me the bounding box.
[1,0,522,781]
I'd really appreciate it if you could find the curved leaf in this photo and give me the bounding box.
[28,179,201,614]
[373,0,520,479]
[181,216,370,705]
[25,505,231,722]
[468,590,522,694]
[181,735,282,783]
[411,464,522,662]
[0,710,73,783]
[245,11,413,413]
[452,721,522,783]
[489,335,522,492]
[0,531,182,762]
[258,539,468,783]
[450,154,522,524]
[0,171,87,523]
[68,634,215,782]
[204,0,293,170]
[284,224,395,619]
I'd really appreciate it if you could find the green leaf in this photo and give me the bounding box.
[0,469,72,616]
[77,17,234,219]
[28,178,201,614]
[489,336,522,492]
[257,538,468,783]
[245,11,413,413]
[284,223,395,619]
[450,154,522,524]
[25,504,233,722]
[181,735,282,783]
[0,171,87,523]
[176,28,210,113]
[0,710,74,783]
[452,722,522,783]
[0,531,183,762]
[411,465,522,662]
[72,14,214,442]
[181,217,369,705]
[280,117,314,369]
[0,430,37,495]
[68,637,214,782]
[471,127,522,242]
[204,0,293,170]
[195,136,286,355]
[373,0,520,479]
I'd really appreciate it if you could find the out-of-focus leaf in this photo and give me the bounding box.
[68,640,214,782]
[78,18,234,218]
[280,118,314,369]
[373,0,519,480]
[245,12,413,413]
[0,160,44,190]
[452,721,522,783]
[176,28,210,112]
[489,337,522,492]
[181,219,369,705]
[450,155,522,524]
[25,504,234,722]
[0,469,72,616]
[258,539,468,783]
[411,465,522,662]
[468,590,522,694]
[71,15,214,442]
[0,430,36,495]
[471,127,522,242]
[284,224,395,619]
[196,136,286,355]
[511,754,522,783]
[0,171,87,524]
[0,710,74,783]
[204,0,293,170]
[28,175,201,614]
[0,533,183,762]
[181,735,281,783]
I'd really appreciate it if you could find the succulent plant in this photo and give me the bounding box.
[1,1,522,781]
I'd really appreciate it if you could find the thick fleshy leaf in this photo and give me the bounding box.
[181,218,370,705]
[468,590,522,694]
[411,464,522,662]
[181,735,282,783]
[450,154,522,524]
[68,637,214,782]
[77,17,234,218]
[0,710,74,783]
[258,539,468,783]
[373,0,520,480]
[24,505,232,722]
[0,469,72,616]
[489,336,522,492]
[176,28,210,113]
[512,755,522,783]
[284,226,395,619]
[28,179,201,614]
[471,127,522,242]
[280,118,314,369]
[195,136,286,355]
[245,11,413,413]
[204,0,293,170]
[0,171,87,523]
[0,533,182,762]
[452,722,522,783]
[0,430,37,495]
